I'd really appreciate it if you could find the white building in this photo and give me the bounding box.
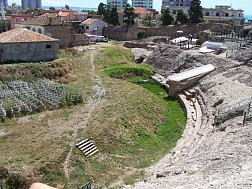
[107,0,128,10]
[81,18,107,35]
[203,5,244,25]
[132,0,153,9]
[161,0,192,15]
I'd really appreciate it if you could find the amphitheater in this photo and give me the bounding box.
[123,37,252,189]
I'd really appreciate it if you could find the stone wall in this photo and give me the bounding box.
[167,74,207,97]
[0,42,59,63]
[103,22,243,41]
[73,34,90,46]
[46,25,75,48]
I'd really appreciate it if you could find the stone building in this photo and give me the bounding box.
[0,28,59,63]
[15,13,76,47]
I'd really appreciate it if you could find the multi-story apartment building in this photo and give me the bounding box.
[161,0,192,15]
[132,0,153,9]
[203,5,244,25]
[21,0,42,9]
[107,0,128,10]
[0,0,8,8]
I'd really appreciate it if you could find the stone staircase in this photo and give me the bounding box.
[76,139,99,157]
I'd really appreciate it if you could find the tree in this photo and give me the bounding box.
[103,4,112,25]
[97,3,106,15]
[27,8,34,13]
[176,10,188,24]
[49,7,55,10]
[137,30,146,40]
[123,4,136,27]
[189,0,203,23]
[161,8,174,26]
[109,6,120,26]
[141,14,155,27]
[65,4,70,9]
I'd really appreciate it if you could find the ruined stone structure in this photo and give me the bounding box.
[166,64,215,97]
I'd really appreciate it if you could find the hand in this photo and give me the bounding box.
[29,183,58,189]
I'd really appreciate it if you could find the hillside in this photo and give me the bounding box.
[0,43,186,188]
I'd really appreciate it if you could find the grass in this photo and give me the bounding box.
[0,43,186,189]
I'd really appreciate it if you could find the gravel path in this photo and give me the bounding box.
[63,49,106,179]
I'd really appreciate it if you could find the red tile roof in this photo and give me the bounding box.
[134,7,152,14]
[117,7,152,14]
[0,28,59,43]
[21,13,62,26]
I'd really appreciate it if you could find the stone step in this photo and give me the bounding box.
[76,138,99,157]
[83,144,96,153]
[78,141,91,149]
[76,139,89,147]
[84,147,98,156]
[87,149,99,157]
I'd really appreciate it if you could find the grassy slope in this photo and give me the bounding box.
[68,46,186,188]
[0,44,186,189]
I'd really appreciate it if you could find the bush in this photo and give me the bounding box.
[6,173,30,189]
[137,30,146,40]
[104,65,155,79]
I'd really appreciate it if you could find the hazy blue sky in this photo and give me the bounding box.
[8,0,252,15]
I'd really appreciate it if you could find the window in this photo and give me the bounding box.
[172,10,176,14]
[225,13,229,17]
[216,12,220,16]
[32,28,35,31]
[86,26,89,30]
[46,45,51,48]
[38,28,42,34]
[205,12,209,16]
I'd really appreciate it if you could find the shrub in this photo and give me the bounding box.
[137,30,146,40]
[104,65,155,79]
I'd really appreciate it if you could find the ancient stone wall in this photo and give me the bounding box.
[103,22,218,41]
[73,34,90,46]
[0,42,59,63]
[167,74,207,97]
[46,25,75,47]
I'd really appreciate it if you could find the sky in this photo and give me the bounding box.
[8,0,252,15]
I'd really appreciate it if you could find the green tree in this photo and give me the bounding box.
[141,14,156,27]
[109,6,120,26]
[27,8,34,13]
[49,7,55,10]
[189,0,203,23]
[65,4,70,9]
[123,4,136,27]
[176,10,188,24]
[97,2,106,15]
[161,8,174,25]
[103,4,112,25]
[137,30,146,40]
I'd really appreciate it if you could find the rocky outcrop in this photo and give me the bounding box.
[123,41,150,48]
[131,48,152,63]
